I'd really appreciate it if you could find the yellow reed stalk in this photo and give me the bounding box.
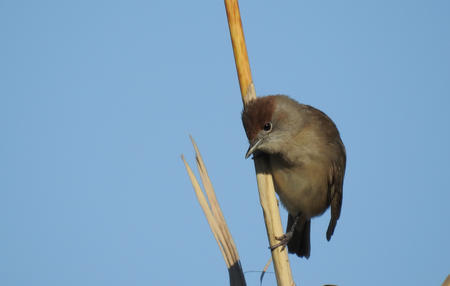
[442,275,450,286]
[224,0,294,285]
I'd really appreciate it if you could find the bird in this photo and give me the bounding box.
[242,95,346,258]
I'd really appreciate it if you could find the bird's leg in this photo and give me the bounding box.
[270,214,301,251]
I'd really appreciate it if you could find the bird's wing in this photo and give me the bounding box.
[326,151,346,241]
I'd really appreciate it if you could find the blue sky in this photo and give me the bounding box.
[1,0,449,285]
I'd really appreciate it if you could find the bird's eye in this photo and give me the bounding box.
[263,122,272,132]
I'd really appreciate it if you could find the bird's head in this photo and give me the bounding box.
[241,95,305,159]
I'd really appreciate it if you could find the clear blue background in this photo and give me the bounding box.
[1,0,449,285]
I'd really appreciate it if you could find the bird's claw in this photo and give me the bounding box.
[269,232,293,251]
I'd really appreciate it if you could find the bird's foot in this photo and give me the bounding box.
[269,214,302,252]
[269,231,294,251]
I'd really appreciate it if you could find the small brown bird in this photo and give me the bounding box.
[242,95,346,258]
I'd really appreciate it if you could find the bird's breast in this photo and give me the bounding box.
[269,154,329,218]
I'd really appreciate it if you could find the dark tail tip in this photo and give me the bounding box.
[326,218,337,241]
[287,219,311,259]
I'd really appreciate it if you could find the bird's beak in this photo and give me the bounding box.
[245,138,263,159]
